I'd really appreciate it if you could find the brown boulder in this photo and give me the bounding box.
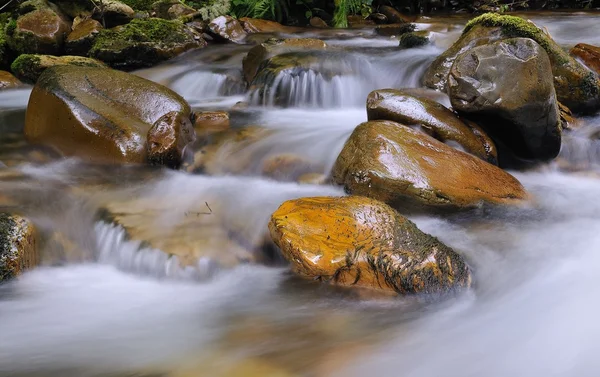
[207,16,247,44]
[378,5,408,24]
[309,17,329,28]
[24,66,194,165]
[0,70,22,90]
[239,17,301,34]
[147,111,196,168]
[261,153,322,182]
[268,196,471,294]
[0,213,38,281]
[366,89,497,164]
[448,38,561,161]
[374,23,414,37]
[6,5,71,55]
[242,38,327,84]
[331,120,528,210]
[65,18,103,55]
[571,43,600,75]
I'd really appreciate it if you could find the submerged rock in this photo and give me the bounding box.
[243,38,327,84]
[5,2,71,55]
[240,17,302,34]
[571,43,600,75]
[1,213,38,282]
[89,18,204,69]
[65,18,103,55]
[423,14,600,113]
[366,89,497,164]
[269,196,471,294]
[261,153,322,182]
[448,38,561,161]
[331,120,528,210]
[374,23,415,37]
[24,66,194,165]
[10,53,107,83]
[206,16,247,44]
[0,70,22,90]
[193,110,230,135]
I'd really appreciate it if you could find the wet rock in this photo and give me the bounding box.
[378,5,408,24]
[0,213,38,281]
[152,0,196,19]
[98,195,258,278]
[347,15,375,28]
[206,16,247,44]
[55,0,135,27]
[193,110,230,136]
[261,154,322,182]
[243,38,327,84]
[331,120,528,210]
[240,17,302,34]
[309,17,329,28]
[65,18,103,55]
[374,23,415,37]
[423,14,600,113]
[147,111,196,168]
[10,54,107,83]
[5,2,71,55]
[269,196,471,294]
[89,18,204,70]
[448,38,561,161]
[398,87,451,107]
[399,31,430,48]
[24,65,194,165]
[0,70,22,90]
[366,89,497,164]
[571,43,600,75]
[367,12,388,24]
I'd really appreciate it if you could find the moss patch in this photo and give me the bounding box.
[119,0,157,11]
[0,213,17,281]
[463,13,567,64]
[399,32,429,49]
[91,18,191,52]
[10,53,41,78]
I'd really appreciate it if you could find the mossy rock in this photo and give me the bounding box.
[119,0,156,11]
[11,54,107,83]
[0,13,11,69]
[89,18,204,69]
[399,31,430,48]
[65,18,104,55]
[424,13,600,113]
[0,213,38,282]
[5,3,71,55]
[55,0,134,27]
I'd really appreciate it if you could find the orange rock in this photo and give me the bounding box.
[269,196,471,294]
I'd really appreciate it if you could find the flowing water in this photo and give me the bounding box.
[1,12,600,377]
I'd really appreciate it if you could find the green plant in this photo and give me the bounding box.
[332,0,372,28]
[230,0,290,22]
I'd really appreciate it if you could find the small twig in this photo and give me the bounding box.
[184,202,213,217]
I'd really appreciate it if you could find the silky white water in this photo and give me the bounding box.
[1,13,600,377]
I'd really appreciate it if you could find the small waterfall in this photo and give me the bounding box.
[248,45,442,108]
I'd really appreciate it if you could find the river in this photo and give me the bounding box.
[1,12,600,377]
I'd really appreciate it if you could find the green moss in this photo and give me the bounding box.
[581,71,600,99]
[91,18,190,53]
[5,19,16,36]
[10,53,41,82]
[399,32,429,49]
[463,13,568,64]
[119,0,157,11]
[0,213,17,281]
